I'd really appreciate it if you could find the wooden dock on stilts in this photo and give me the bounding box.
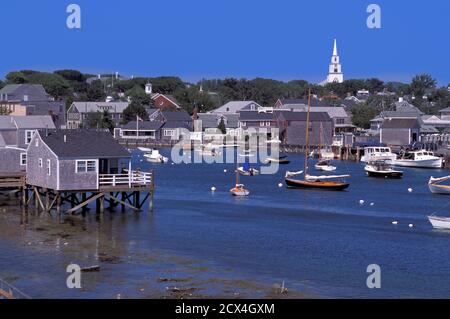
[0,170,155,216]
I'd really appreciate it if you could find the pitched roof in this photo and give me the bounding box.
[0,84,51,102]
[279,104,349,118]
[239,110,278,121]
[197,113,240,129]
[122,121,163,131]
[212,101,262,114]
[71,102,130,114]
[380,118,420,129]
[39,130,130,159]
[279,111,332,122]
[380,111,420,119]
[161,110,191,121]
[278,98,330,107]
[0,115,56,130]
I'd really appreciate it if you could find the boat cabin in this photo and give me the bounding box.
[26,130,133,191]
[401,150,435,160]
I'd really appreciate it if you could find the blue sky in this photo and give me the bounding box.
[0,0,448,85]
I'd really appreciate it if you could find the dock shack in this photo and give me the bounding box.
[1,129,154,215]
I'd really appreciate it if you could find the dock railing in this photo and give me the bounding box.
[99,170,153,188]
[0,278,31,299]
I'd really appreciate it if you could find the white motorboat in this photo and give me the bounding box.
[237,166,259,176]
[364,161,403,178]
[428,215,450,229]
[138,147,153,152]
[361,146,397,163]
[314,160,336,172]
[393,150,442,169]
[144,150,169,163]
[428,175,450,194]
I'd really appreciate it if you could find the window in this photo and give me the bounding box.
[47,159,51,176]
[336,118,345,125]
[20,153,27,166]
[260,121,265,127]
[164,129,174,137]
[265,121,271,126]
[25,130,34,144]
[38,158,43,167]
[76,160,97,173]
[241,122,246,127]
[35,138,39,147]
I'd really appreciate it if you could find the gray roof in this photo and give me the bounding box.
[161,110,191,122]
[0,84,51,102]
[439,107,450,113]
[279,111,332,122]
[71,102,130,114]
[197,113,239,129]
[394,101,423,114]
[279,104,349,118]
[239,110,279,121]
[380,118,420,129]
[380,111,420,119]
[212,101,262,114]
[0,115,56,130]
[278,98,331,107]
[122,121,163,131]
[40,130,130,159]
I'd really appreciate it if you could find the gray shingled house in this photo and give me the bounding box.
[380,118,420,147]
[27,130,131,191]
[67,102,131,129]
[278,111,333,146]
[0,115,56,173]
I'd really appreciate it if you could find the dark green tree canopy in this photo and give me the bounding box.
[122,101,149,124]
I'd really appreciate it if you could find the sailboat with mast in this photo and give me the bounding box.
[285,89,350,190]
[230,157,250,196]
[314,123,336,172]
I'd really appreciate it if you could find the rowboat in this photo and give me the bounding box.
[428,215,450,229]
[428,175,450,194]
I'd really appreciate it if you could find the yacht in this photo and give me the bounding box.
[393,150,442,169]
[361,146,397,163]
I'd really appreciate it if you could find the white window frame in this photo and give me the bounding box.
[47,159,51,176]
[75,160,97,173]
[20,153,27,166]
[35,138,39,147]
[260,121,265,127]
[164,129,174,137]
[265,121,271,126]
[25,130,34,145]
[38,158,43,167]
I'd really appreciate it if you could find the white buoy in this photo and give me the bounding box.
[224,169,227,173]
[278,183,283,187]
[408,224,414,228]
[211,186,216,192]
[370,202,375,206]
[359,200,365,205]
[408,188,413,193]
[392,221,398,225]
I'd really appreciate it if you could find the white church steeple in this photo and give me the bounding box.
[326,38,344,84]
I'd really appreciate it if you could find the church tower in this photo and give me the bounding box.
[326,39,344,83]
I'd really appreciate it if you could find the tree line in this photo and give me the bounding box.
[1,69,448,129]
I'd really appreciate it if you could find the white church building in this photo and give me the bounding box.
[320,39,344,85]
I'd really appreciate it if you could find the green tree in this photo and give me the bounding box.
[217,117,226,134]
[6,71,29,84]
[86,80,106,101]
[54,69,86,82]
[174,86,215,113]
[125,85,152,105]
[85,111,115,132]
[122,101,149,124]
[410,73,436,97]
[350,103,379,129]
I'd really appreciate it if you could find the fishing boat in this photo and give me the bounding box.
[230,161,249,196]
[314,123,336,172]
[237,163,259,176]
[361,146,397,163]
[428,175,450,194]
[284,89,350,191]
[392,150,442,168]
[264,156,290,164]
[144,150,169,163]
[364,160,403,178]
[428,215,450,230]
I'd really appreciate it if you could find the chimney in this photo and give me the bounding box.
[64,135,67,143]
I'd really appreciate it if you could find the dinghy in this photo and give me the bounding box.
[314,160,336,172]
[144,150,169,163]
[428,176,450,194]
[428,215,450,229]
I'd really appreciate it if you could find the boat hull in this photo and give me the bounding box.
[393,158,442,168]
[428,183,450,194]
[285,178,349,190]
[428,216,450,229]
[365,167,403,178]
[314,164,336,172]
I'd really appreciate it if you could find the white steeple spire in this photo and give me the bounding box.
[333,38,338,56]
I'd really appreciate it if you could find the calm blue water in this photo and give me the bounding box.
[136,148,450,298]
[2,148,450,298]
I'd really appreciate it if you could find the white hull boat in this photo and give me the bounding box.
[428,176,450,194]
[393,150,442,169]
[364,161,403,178]
[361,146,397,163]
[144,150,168,163]
[428,215,450,229]
[237,167,259,176]
[314,160,336,172]
[138,147,153,152]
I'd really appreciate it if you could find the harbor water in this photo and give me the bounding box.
[1,148,450,298]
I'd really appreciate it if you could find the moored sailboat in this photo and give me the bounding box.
[428,175,450,194]
[284,89,350,190]
[230,159,250,196]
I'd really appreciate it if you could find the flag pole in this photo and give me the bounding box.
[136,115,139,139]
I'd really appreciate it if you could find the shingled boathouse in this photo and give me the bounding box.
[24,130,154,214]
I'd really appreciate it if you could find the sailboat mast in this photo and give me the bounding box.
[304,89,311,178]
